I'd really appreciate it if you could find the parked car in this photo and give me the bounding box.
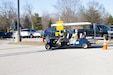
[44,27,56,38]
[4,32,13,38]
[32,30,42,38]
[110,26,113,31]
[0,31,6,38]
[12,29,41,38]
[76,24,112,39]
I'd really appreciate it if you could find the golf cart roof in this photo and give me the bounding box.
[51,22,92,27]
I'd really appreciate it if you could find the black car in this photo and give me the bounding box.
[77,24,111,39]
[44,27,56,38]
[4,32,13,38]
[0,31,6,38]
[110,26,113,31]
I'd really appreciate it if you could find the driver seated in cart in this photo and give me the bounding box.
[69,29,78,44]
[56,29,69,45]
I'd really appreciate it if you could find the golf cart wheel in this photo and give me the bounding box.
[82,43,88,49]
[45,44,51,50]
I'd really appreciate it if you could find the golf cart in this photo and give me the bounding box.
[45,21,92,50]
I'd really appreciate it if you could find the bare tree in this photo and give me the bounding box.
[23,2,33,16]
[22,2,33,29]
[76,5,86,22]
[23,15,31,28]
[41,12,53,29]
[0,1,16,31]
[83,1,107,24]
[54,0,80,22]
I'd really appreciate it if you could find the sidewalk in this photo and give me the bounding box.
[96,39,113,44]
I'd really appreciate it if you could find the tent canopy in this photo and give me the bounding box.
[51,22,92,27]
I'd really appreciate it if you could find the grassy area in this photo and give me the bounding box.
[0,38,8,40]
[8,39,113,46]
[9,41,45,46]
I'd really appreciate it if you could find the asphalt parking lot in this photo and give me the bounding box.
[0,38,113,75]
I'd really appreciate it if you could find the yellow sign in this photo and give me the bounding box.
[56,21,64,31]
[56,21,63,24]
[55,32,59,36]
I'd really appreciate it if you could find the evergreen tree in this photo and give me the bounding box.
[23,16,31,28]
[32,13,42,30]
[48,19,53,27]
[106,15,113,25]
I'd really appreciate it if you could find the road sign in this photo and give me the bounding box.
[10,19,15,30]
[56,21,64,31]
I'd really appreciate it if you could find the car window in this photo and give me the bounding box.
[90,25,99,30]
[101,25,110,31]
[104,25,111,31]
[97,24,111,31]
[46,28,56,32]
[31,29,36,32]
[111,27,113,31]
[21,29,36,32]
[21,30,29,32]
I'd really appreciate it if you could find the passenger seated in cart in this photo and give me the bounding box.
[72,29,78,39]
[56,29,69,46]
[69,29,78,44]
[72,29,86,39]
[79,32,86,39]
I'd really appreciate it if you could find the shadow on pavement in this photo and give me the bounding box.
[0,50,47,57]
[89,45,103,48]
[51,45,103,50]
[0,45,108,57]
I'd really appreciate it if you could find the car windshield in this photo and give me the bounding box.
[90,24,111,31]
[101,25,111,31]
[110,27,113,31]
[21,29,36,32]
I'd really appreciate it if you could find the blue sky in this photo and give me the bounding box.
[0,0,113,16]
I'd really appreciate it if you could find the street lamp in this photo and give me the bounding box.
[15,0,21,42]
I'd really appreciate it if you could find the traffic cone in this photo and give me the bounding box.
[103,38,108,50]
[42,38,45,42]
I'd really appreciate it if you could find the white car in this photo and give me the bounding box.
[33,31,41,38]
[12,29,41,38]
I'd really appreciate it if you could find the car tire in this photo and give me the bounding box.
[103,34,108,40]
[30,34,33,38]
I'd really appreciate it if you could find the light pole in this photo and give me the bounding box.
[15,0,21,42]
